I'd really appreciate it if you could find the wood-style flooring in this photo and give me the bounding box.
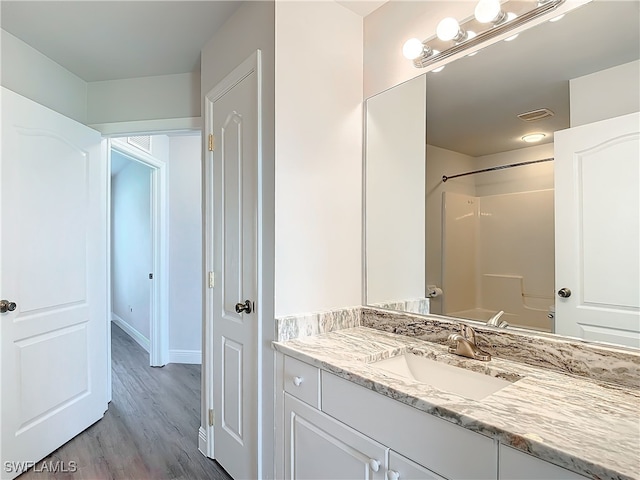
[20,323,233,480]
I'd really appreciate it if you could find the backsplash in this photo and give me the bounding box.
[362,307,640,389]
[368,297,430,316]
[275,306,361,341]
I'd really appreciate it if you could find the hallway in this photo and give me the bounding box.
[20,324,232,480]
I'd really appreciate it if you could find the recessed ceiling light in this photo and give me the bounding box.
[522,133,546,143]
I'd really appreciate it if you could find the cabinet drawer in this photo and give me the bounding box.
[322,371,497,480]
[388,450,447,480]
[284,355,320,408]
[499,444,588,480]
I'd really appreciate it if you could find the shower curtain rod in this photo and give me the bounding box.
[442,157,554,183]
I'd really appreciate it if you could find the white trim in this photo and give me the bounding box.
[111,314,150,352]
[91,117,202,137]
[198,426,209,456]
[169,349,202,364]
[109,138,169,367]
[104,139,113,403]
[203,50,263,466]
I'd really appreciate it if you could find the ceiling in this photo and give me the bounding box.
[425,1,640,157]
[0,0,389,84]
[337,0,388,17]
[0,1,242,82]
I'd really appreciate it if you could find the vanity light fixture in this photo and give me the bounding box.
[436,17,476,43]
[475,0,508,25]
[403,0,565,69]
[402,38,430,60]
[402,38,441,67]
[522,133,546,143]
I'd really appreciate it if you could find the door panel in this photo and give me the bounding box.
[222,337,243,443]
[211,69,258,479]
[1,88,108,479]
[554,112,640,347]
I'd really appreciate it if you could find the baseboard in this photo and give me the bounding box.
[198,427,208,457]
[169,349,202,364]
[111,314,150,353]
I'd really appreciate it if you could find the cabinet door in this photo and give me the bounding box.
[387,450,447,480]
[285,394,387,480]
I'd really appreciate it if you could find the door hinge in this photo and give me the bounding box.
[208,134,215,152]
[208,409,215,426]
[208,271,215,288]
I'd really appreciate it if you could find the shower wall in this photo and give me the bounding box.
[442,190,554,330]
[437,143,555,331]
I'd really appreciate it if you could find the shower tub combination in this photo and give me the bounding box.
[442,190,555,332]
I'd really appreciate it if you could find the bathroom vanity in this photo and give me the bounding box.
[273,308,640,480]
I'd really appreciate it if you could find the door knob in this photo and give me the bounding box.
[235,300,253,314]
[0,300,17,313]
[557,288,572,298]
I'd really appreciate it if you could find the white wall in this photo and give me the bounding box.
[111,157,153,343]
[1,29,202,131]
[274,0,363,317]
[87,73,201,126]
[366,75,426,305]
[474,143,554,196]
[570,60,640,127]
[1,29,87,123]
[168,135,203,355]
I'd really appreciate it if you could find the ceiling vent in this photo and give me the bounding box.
[517,108,555,122]
[127,135,152,153]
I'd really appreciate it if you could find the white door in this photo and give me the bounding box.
[554,111,640,347]
[206,54,260,480]
[0,88,108,478]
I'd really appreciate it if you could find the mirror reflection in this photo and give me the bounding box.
[365,1,640,347]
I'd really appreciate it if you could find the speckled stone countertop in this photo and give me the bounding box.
[273,326,640,480]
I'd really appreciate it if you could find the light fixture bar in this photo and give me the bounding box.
[412,0,565,69]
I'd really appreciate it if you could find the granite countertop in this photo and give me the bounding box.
[273,326,640,480]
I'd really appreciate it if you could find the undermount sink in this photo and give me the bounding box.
[372,353,519,401]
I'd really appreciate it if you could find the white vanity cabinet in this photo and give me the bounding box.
[387,450,446,480]
[279,353,496,480]
[499,444,589,480]
[285,394,387,479]
[278,353,590,480]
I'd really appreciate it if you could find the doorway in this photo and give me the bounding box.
[110,150,154,355]
[107,136,169,385]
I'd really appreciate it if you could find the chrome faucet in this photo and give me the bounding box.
[486,310,509,328]
[448,325,491,361]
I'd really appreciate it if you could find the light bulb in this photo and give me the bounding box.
[549,14,565,22]
[436,17,462,41]
[403,38,424,60]
[475,0,503,23]
[432,65,446,73]
[522,133,546,143]
[504,33,519,42]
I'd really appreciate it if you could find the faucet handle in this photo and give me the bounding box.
[461,324,476,342]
